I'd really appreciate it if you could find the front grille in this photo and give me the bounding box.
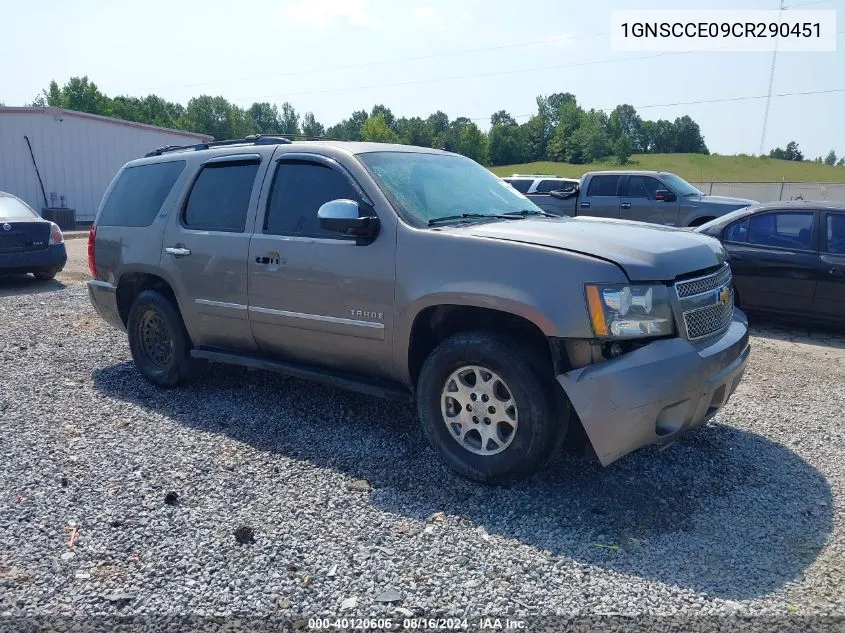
[674,264,734,340]
[675,264,732,298]
[683,297,734,340]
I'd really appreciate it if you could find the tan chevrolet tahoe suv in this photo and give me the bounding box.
[87,135,750,482]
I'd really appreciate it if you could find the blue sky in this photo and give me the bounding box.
[1,0,842,158]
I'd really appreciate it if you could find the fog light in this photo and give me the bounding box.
[602,342,625,359]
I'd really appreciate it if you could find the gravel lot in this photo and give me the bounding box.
[1,278,844,630]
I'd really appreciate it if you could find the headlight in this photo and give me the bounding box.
[585,283,674,338]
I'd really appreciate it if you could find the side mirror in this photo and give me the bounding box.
[654,190,677,202]
[318,199,380,242]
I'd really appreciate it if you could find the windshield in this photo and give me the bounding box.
[660,173,703,197]
[0,195,38,220]
[357,152,543,225]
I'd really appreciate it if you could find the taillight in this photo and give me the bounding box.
[87,225,97,278]
[48,222,64,245]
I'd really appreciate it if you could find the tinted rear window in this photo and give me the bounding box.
[536,179,572,193]
[504,179,532,193]
[98,161,186,227]
[586,175,621,197]
[183,161,259,232]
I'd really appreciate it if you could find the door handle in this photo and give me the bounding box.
[255,253,281,266]
[165,246,191,257]
[580,202,591,208]
[620,203,631,209]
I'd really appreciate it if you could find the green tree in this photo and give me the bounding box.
[614,134,633,164]
[488,111,525,166]
[547,100,584,162]
[248,102,281,134]
[360,114,399,143]
[824,150,837,166]
[671,115,708,153]
[536,92,576,129]
[42,76,111,115]
[395,116,430,146]
[640,119,675,153]
[182,95,256,139]
[279,102,300,135]
[301,112,325,137]
[454,121,488,164]
[570,110,610,163]
[608,104,643,152]
[425,111,450,147]
[522,115,548,162]
[109,96,144,122]
[370,104,395,129]
[784,141,804,161]
[326,110,369,140]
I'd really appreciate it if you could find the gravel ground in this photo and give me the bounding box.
[1,282,844,630]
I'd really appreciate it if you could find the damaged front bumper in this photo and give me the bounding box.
[557,310,750,466]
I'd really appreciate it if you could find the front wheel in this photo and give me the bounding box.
[126,290,206,388]
[33,270,57,281]
[416,332,566,483]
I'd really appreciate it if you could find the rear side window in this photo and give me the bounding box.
[826,213,845,254]
[748,211,814,250]
[183,161,259,232]
[98,161,185,227]
[586,175,621,197]
[264,161,360,238]
[504,179,532,193]
[535,179,571,193]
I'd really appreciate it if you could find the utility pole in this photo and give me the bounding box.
[759,0,786,156]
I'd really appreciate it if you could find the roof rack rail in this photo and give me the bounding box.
[144,134,294,158]
[144,133,357,157]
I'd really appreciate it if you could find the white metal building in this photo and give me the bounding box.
[0,107,212,223]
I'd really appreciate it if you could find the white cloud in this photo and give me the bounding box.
[412,6,445,30]
[280,0,381,29]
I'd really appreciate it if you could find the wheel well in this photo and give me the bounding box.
[116,272,178,326]
[407,305,553,387]
[688,216,716,227]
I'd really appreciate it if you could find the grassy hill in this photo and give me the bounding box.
[490,154,845,183]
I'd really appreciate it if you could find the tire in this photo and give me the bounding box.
[126,290,206,388]
[416,331,566,483]
[33,270,57,281]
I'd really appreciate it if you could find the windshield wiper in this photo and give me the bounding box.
[501,209,558,218]
[427,213,501,226]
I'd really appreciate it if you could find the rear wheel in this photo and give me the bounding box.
[416,331,566,483]
[33,270,57,281]
[127,290,206,388]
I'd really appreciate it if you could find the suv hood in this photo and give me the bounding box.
[686,194,757,206]
[461,216,726,281]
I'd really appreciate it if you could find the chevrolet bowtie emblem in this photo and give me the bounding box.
[718,286,731,306]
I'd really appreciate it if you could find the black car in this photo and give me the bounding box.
[694,201,845,326]
[0,191,68,280]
